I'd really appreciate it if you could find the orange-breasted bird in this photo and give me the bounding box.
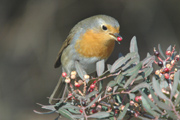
[49,15,122,104]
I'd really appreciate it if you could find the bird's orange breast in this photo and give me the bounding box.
[75,29,115,59]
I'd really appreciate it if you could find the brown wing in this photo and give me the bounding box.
[54,32,74,68]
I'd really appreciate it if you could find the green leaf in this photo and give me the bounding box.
[87,79,98,86]
[99,80,103,92]
[122,62,142,76]
[124,70,139,88]
[113,86,118,93]
[58,108,75,120]
[142,55,155,66]
[110,52,136,73]
[85,90,98,100]
[129,93,135,100]
[171,70,180,99]
[158,44,166,59]
[166,110,177,120]
[115,73,124,85]
[75,61,87,80]
[107,64,112,71]
[86,92,103,109]
[140,90,162,113]
[130,82,150,92]
[152,76,169,100]
[175,91,180,106]
[67,108,81,114]
[130,36,138,53]
[116,94,122,104]
[141,96,160,117]
[166,45,172,51]
[88,112,110,118]
[135,67,153,81]
[107,81,117,87]
[40,104,56,111]
[96,59,105,77]
[130,36,140,63]
[137,116,151,120]
[33,110,55,114]
[117,103,129,120]
[121,57,139,70]
[72,115,84,119]
[62,105,80,110]
[109,117,115,120]
[150,89,172,110]
[110,56,125,73]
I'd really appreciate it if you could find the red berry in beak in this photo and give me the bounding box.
[117,36,123,42]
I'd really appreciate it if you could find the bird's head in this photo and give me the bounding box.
[84,15,123,44]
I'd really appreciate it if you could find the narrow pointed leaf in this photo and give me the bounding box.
[58,108,75,120]
[175,92,180,106]
[116,95,122,104]
[122,57,139,70]
[113,86,118,93]
[86,92,103,108]
[141,97,160,117]
[171,70,180,99]
[117,103,129,120]
[62,105,80,110]
[115,73,124,85]
[85,90,98,99]
[107,81,117,87]
[33,110,55,114]
[130,36,138,53]
[99,81,103,92]
[40,104,56,111]
[110,52,136,73]
[152,76,169,100]
[75,61,87,80]
[130,82,150,92]
[130,36,140,63]
[150,89,172,110]
[72,115,84,119]
[110,56,125,73]
[124,70,139,88]
[137,116,151,120]
[107,64,112,71]
[122,62,142,76]
[166,110,177,120]
[158,44,166,59]
[96,59,105,77]
[142,55,155,66]
[166,45,172,52]
[67,108,81,114]
[135,67,153,81]
[140,91,162,113]
[129,93,135,100]
[88,112,110,118]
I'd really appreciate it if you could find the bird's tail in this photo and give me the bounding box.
[49,76,66,104]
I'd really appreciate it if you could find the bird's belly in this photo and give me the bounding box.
[77,56,100,74]
[61,45,100,75]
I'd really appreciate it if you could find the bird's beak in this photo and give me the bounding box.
[109,33,123,44]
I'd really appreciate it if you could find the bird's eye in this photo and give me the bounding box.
[102,25,107,30]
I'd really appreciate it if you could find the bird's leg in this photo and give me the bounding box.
[61,83,67,101]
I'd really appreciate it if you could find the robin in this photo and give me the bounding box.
[49,15,122,104]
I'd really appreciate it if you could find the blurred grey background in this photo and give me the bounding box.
[0,0,180,120]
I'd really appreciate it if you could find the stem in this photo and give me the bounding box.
[82,107,88,120]
[97,70,121,82]
[169,99,180,119]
